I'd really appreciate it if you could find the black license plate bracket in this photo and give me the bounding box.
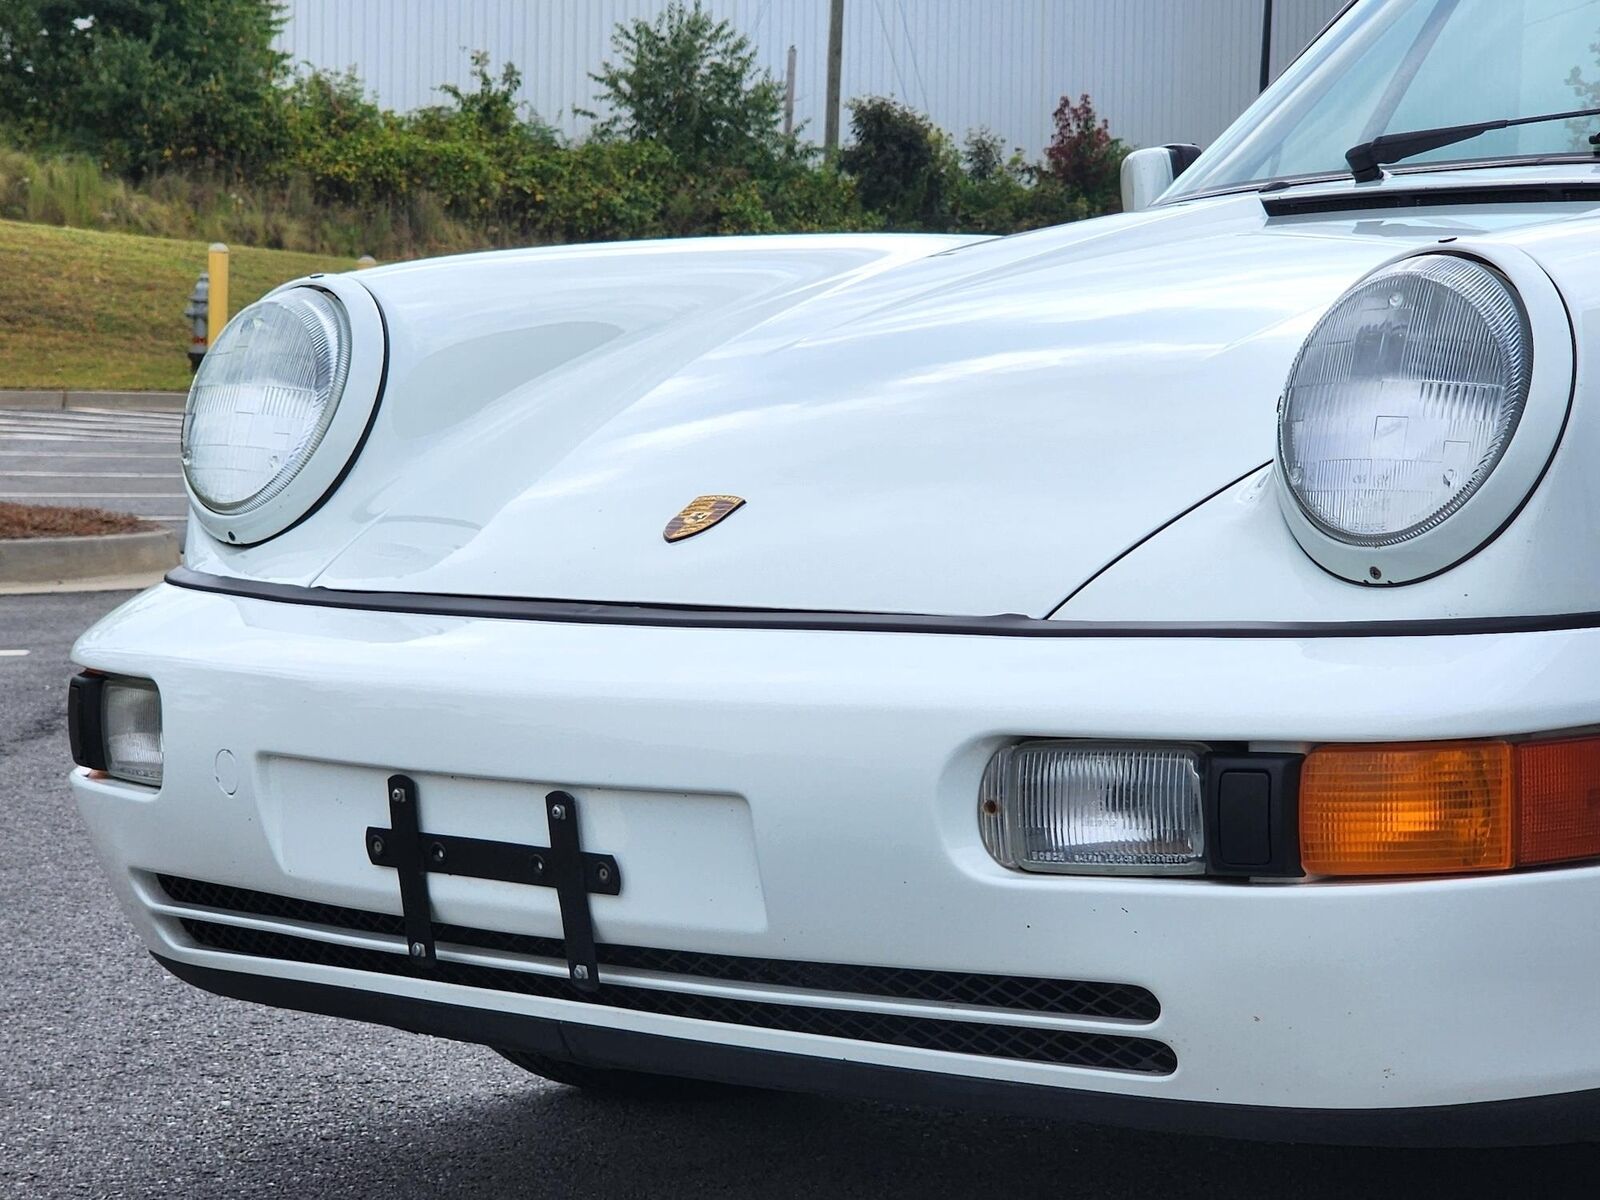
[366,775,620,992]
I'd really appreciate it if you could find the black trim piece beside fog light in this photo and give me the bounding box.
[67,671,108,772]
[1204,753,1302,878]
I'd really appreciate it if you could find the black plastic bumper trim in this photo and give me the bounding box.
[164,566,1600,641]
[154,954,1600,1147]
[67,671,107,771]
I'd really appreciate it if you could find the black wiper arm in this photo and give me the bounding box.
[1346,105,1600,183]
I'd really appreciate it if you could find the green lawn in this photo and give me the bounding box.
[0,220,357,391]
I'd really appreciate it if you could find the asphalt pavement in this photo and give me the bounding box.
[3,589,1599,1198]
[0,407,186,527]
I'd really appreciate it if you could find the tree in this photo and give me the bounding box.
[0,0,289,175]
[585,1,784,171]
[1044,93,1126,215]
[434,51,555,147]
[839,96,952,229]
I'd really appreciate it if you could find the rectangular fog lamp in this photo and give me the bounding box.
[102,677,164,787]
[980,742,1206,875]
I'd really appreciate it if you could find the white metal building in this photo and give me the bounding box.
[275,1,1349,157]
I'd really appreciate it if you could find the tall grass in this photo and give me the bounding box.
[0,146,497,258]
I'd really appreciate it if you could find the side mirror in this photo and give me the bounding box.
[1120,144,1202,213]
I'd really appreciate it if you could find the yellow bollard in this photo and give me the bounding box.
[206,243,230,346]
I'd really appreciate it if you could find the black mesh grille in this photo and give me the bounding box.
[179,918,1175,1075]
[156,875,1159,1022]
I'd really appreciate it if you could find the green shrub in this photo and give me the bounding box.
[522,140,672,243]
[759,159,877,233]
[1,3,1130,258]
[949,135,1090,234]
[839,97,958,230]
[0,0,290,176]
[584,1,786,173]
[0,141,482,258]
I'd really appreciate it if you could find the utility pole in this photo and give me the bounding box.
[825,0,844,154]
[1259,0,1275,93]
[784,44,797,137]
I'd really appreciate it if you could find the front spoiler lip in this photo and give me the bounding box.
[156,953,1600,1148]
[165,565,1600,640]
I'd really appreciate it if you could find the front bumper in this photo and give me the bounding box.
[71,582,1600,1141]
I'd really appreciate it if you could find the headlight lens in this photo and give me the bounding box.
[182,288,351,515]
[1278,256,1532,547]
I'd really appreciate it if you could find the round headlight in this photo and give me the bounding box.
[1280,256,1530,546]
[183,288,351,514]
[1275,250,1570,585]
[181,275,386,547]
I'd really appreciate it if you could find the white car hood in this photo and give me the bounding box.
[206,193,1584,617]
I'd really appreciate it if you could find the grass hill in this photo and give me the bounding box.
[0,220,358,392]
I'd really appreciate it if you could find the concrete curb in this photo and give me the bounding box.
[0,529,180,587]
[0,389,186,412]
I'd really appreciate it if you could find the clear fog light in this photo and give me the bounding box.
[103,678,163,786]
[980,742,1205,875]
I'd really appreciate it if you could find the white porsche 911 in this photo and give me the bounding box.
[67,0,1600,1145]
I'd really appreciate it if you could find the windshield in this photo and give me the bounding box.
[1170,0,1600,199]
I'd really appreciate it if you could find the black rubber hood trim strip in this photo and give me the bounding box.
[166,566,1600,640]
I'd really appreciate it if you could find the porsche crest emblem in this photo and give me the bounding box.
[664,495,746,542]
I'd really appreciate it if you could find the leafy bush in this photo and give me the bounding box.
[760,159,875,233]
[520,140,672,243]
[1,4,1131,257]
[838,99,1099,235]
[0,142,479,257]
[280,71,414,204]
[0,0,290,176]
[962,129,1008,183]
[585,1,785,173]
[1044,93,1127,215]
[839,97,957,229]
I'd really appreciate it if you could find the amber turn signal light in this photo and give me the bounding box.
[1517,737,1600,866]
[1300,736,1600,877]
[1300,742,1514,877]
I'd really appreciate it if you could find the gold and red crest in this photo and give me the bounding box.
[663,495,746,542]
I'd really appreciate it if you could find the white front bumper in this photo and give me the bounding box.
[70,583,1600,1114]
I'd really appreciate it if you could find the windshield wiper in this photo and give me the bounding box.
[1346,105,1600,183]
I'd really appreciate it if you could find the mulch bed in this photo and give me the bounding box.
[0,501,153,539]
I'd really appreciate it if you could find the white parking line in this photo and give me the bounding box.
[0,451,178,459]
[0,427,178,437]
[0,476,183,483]
[0,419,179,432]
[0,492,187,499]
[0,408,181,420]
[0,434,179,444]
[0,649,30,657]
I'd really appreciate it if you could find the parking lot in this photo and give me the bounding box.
[1,589,1596,1198]
[0,406,185,530]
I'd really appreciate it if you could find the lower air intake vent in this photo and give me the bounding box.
[158,875,1173,1075]
[157,875,1159,1020]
